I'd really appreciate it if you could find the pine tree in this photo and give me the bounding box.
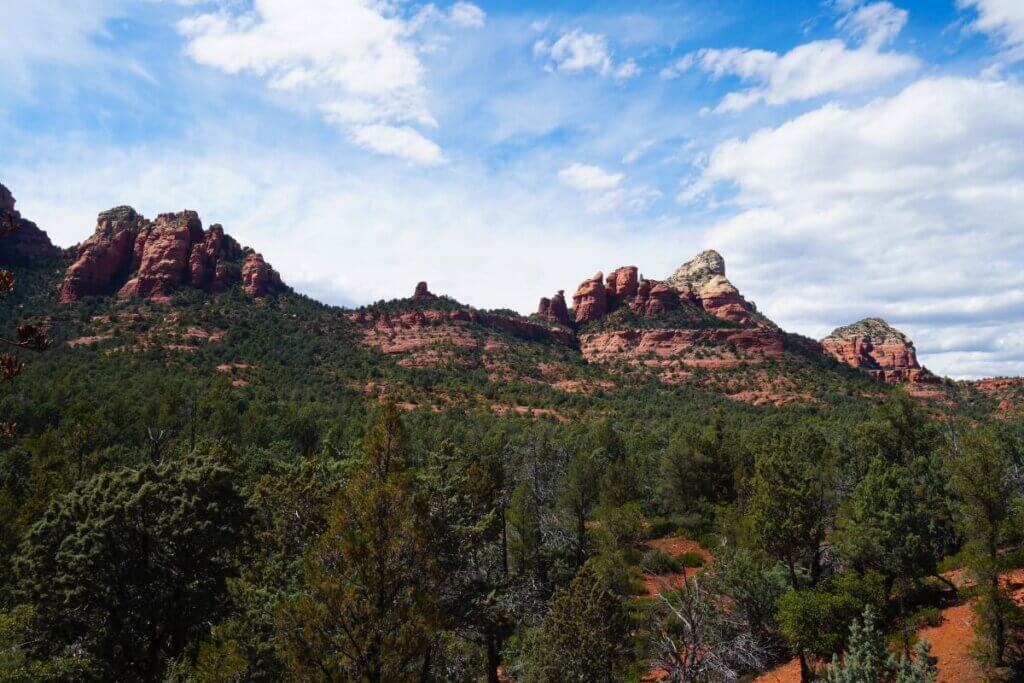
[277,404,440,682]
[824,607,937,683]
[522,565,632,683]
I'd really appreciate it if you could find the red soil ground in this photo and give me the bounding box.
[756,568,1024,683]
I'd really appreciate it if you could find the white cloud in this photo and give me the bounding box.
[449,2,486,28]
[958,0,1024,64]
[684,76,1024,377]
[836,1,908,47]
[622,139,656,164]
[674,1,918,112]
[556,163,659,213]
[351,124,447,166]
[178,0,482,163]
[534,29,640,79]
[558,163,623,190]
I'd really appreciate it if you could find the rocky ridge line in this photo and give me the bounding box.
[58,206,285,303]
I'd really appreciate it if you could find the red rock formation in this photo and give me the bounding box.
[821,318,936,384]
[606,266,638,299]
[119,212,205,300]
[0,182,61,266]
[59,206,284,303]
[538,290,572,326]
[242,249,284,298]
[189,224,243,292]
[0,184,13,213]
[572,272,607,324]
[59,207,148,302]
[630,279,676,317]
[413,281,435,299]
[666,250,764,326]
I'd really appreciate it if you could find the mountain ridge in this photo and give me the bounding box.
[0,180,1015,397]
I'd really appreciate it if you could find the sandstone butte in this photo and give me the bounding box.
[56,203,285,304]
[820,317,938,385]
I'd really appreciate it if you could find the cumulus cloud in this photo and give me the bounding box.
[350,124,447,166]
[683,77,1024,377]
[557,163,659,213]
[534,29,640,79]
[178,0,483,162]
[666,1,917,112]
[958,0,1024,65]
[558,163,623,190]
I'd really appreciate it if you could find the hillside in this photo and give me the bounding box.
[3,180,1024,682]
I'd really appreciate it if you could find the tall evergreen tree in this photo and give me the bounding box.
[277,404,440,682]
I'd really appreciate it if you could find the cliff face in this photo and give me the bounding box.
[0,182,61,266]
[821,318,936,384]
[58,207,285,303]
[665,250,765,326]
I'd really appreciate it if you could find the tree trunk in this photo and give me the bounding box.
[798,649,812,683]
[419,643,433,683]
[486,634,502,683]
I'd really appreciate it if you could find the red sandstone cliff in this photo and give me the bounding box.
[0,182,61,265]
[821,318,936,384]
[538,250,770,330]
[59,206,284,303]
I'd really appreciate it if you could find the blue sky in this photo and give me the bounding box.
[2,0,1024,379]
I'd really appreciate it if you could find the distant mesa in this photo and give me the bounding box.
[0,182,61,266]
[58,205,285,304]
[821,317,937,385]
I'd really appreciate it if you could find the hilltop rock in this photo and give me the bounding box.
[630,279,676,317]
[821,318,936,384]
[189,224,244,292]
[413,281,436,300]
[118,211,205,300]
[0,182,61,266]
[59,206,284,303]
[242,249,284,297]
[606,266,639,300]
[666,250,761,325]
[538,290,571,326]
[572,272,608,324]
[0,184,13,213]
[58,207,146,302]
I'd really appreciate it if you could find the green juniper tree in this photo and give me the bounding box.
[15,450,248,682]
[522,565,632,682]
